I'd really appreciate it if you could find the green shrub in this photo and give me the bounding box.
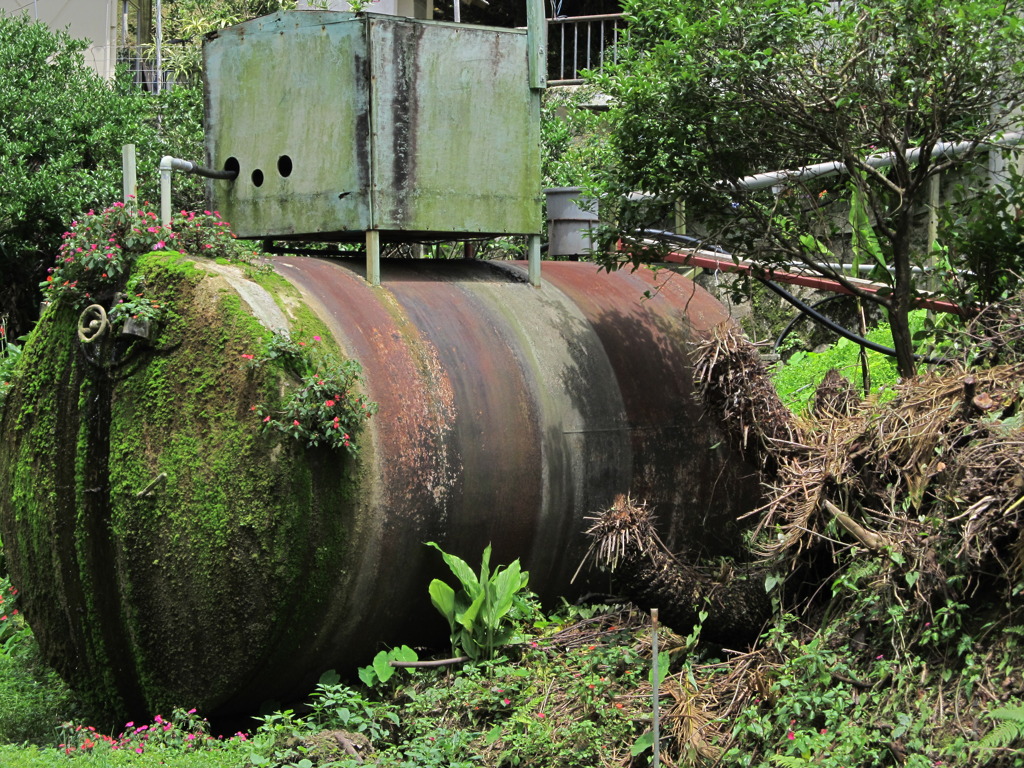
[0,15,153,338]
[0,575,77,746]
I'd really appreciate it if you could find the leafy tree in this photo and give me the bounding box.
[591,0,1024,377]
[157,0,295,85]
[0,15,207,341]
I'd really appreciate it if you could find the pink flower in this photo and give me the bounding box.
[240,354,255,360]
[313,335,322,341]
[293,420,300,426]
[263,416,271,423]
[153,241,166,250]
[325,399,336,407]
[502,698,511,705]
[787,731,795,740]
[147,226,160,233]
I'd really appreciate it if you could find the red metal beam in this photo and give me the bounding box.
[657,247,965,315]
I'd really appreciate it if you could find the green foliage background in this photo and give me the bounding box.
[0,14,206,340]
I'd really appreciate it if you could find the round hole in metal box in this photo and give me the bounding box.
[251,169,264,187]
[277,155,293,177]
[224,156,240,177]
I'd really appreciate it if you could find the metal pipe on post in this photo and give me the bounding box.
[527,0,547,287]
[730,133,1024,192]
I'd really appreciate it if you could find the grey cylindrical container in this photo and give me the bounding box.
[546,186,599,257]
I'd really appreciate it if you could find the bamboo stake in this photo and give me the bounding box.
[652,608,660,768]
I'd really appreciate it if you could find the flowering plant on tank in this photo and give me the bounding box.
[109,273,162,337]
[250,330,378,456]
[41,202,257,309]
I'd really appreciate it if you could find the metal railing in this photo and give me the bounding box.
[547,13,624,85]
[117,47,174,92]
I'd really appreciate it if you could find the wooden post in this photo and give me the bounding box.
[652,608,661,768]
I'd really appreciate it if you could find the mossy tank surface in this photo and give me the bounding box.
[0,252,758,719]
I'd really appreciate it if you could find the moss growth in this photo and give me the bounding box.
[0,252,360,720]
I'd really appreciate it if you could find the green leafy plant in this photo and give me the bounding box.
[426,542,530,661]
[978,704,1024,754]
[0,329,19,411]
[42,202,256,310]
[590,0,1024,377]
[251,331,378,455]
[59,708,232,756]
[109,273,163,330]
[771,311,929,413]
[358,646,419,688]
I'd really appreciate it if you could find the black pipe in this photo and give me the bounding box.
[773,294,850,352]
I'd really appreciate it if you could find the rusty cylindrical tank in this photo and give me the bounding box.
[0,256,758,719]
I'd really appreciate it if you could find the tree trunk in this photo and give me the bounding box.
[582,495,772,646]
[889,213,918,379]
[608,550,772,646]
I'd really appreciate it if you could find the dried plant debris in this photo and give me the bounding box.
[578,495,771,645]
[735,354,1024,609]
[812,367,861,419]
[692,322,804,474]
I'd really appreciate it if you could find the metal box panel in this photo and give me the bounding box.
[204,11,542,240]
[204,13,372,238]
[368,18,541,234]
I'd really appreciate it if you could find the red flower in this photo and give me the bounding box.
[240,354,254,360]
[293,420,300,427]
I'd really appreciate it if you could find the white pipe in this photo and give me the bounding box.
[159,154,239,226]
[732,133,1024,191]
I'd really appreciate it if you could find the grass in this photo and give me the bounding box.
[770,310,928,413]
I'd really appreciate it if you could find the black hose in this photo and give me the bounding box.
[760,279,948,365]
[773,294,850,352]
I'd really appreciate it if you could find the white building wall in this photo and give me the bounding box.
[295,0,432,19]
[0,0,118,78]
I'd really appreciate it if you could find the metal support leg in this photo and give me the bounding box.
[528,234,541,287]
[366,230,381,286]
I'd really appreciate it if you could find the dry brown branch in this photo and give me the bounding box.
[692,323,806,474]
[823,499,889,550]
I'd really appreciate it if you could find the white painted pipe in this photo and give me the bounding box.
[159,155,239,227]
[732,133,1024,191]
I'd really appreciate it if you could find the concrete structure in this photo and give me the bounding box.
[0,0,122,78]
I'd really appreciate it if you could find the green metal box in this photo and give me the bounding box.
[203,11,542,241]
